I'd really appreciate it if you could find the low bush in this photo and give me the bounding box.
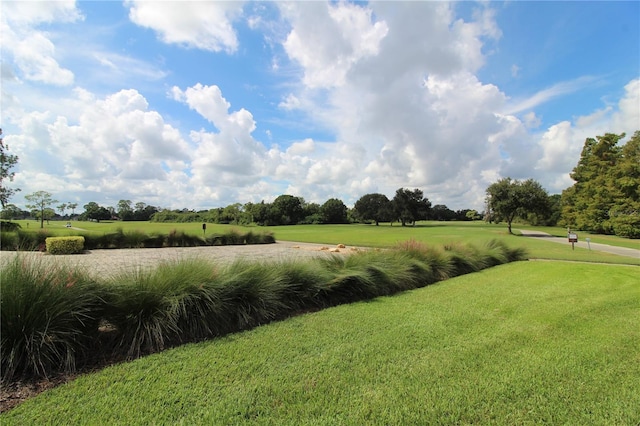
[1,240,528,382]
[45,237,85,255]
[0,230,51,251]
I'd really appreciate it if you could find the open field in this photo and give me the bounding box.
[3,261,638,425]
[8,220,638,265]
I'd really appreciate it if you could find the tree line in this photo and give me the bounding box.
[1,127,638,237]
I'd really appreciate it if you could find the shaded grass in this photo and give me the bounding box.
[3,262,638,424]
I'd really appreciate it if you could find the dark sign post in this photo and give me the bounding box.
[568,233,578,250]
[202,223,207,237]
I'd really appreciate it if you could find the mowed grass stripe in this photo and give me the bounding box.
[3,261,638,425]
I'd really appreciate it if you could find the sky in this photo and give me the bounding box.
[2,1,639,213]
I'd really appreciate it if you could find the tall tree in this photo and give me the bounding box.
[83,202,111,222]
[270,195,304,225]
[561,131,639,237]
[0,128,20,208]
[67,202,78,219]
[57,203,67,217]
[392,188,431,226]
[320,198,348,224]
[353,193,392,225]
[117,199,133,220]
[485,178,549,234]
[25,191,58,228]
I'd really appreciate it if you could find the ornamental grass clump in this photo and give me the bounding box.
[0,256,105,383]
[1,239,529,382]
[103,258,218,358]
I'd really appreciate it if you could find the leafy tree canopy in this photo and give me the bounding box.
[486,178,549,234]
[561,131,640,237]
[353,193,391,225]
[0,128,20,208]
[25,191,58,229]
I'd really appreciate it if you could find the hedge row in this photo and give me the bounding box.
[1,239,528,383]
[0,228,275,251]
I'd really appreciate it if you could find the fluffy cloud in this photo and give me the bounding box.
[126,1,243,53]
[274,2,518,207]
[7,89,192,206]
[171,84,268,189]
[280,1,388,88]
[1,0,81,86]
[3,1,637,212]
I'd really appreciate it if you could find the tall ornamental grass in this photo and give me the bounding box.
[0,228,275,250]
[1,239,527,383]
[0,257,106,383]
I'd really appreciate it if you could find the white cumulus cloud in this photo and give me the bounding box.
[126,0,243,53]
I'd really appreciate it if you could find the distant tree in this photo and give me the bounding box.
[0,128,20,208]
[270,195,304,225]
[465,209,481,221]
[320,198,348,224]
[67,202,78,218]
[57,203,67,218]
[300,202,321,224]
[431,204,456,221]
[245,201,270,225]
[353,193,392,225]
[25,191,58,228]
[392,188,431,226]
[221,203,242,224]
[83,202,111,222]
[117,199,133,220]
[485,178,549,234]
[1,203,22,220]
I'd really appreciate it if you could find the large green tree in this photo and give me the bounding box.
[561,131,640,237]
[485,178,549,234]
[320,198,348,224]
[353,193,392,225]
[25,191,58,229]
[270,195,305,225]
[83,202,111,222]
[392,188,431,226]
[0,128,20,208]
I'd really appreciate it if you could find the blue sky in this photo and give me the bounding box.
[2,1,638,212]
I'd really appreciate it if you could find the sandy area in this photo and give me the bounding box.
[0,241,360,278]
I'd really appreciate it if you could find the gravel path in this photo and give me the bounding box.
[0,241,359,278]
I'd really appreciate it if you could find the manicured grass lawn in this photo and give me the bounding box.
[11,220,638,265]
[3,261,638,425]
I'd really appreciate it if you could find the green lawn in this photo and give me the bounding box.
[10,220,639,266]
[3,261,638,425]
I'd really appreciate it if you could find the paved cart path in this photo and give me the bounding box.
[518,229,640,259]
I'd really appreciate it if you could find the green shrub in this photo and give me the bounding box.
[0,256,105,382]
[143,234,165,248]
[2,229,53,251]
[167,229,203,247]
[46,236,85,255]
[122,230,147,248]
[0,221,21,231]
